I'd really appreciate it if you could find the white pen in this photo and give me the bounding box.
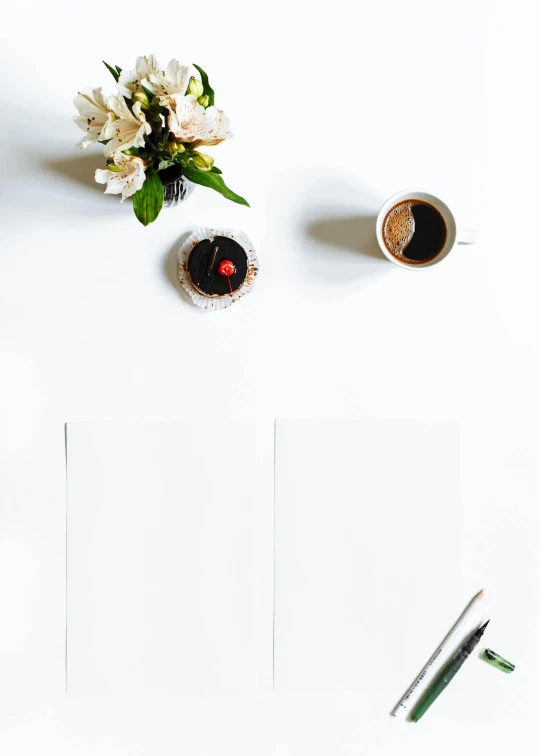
[392,588,485,717]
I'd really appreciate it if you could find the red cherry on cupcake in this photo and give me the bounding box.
[217,259,236,294]
[217,259,236,277]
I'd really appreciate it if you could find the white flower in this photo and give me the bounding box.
[197,105,233,146]
[73,88,113,149]
[167,95,233,146]
[146,59,192,106]
[167,94,208,143]
[95,152,146,201]
[102,95,152,158]
[117,54,162,99]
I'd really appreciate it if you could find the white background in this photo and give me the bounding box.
[67,422,258,695]
[274,420,461,692]
[1,0,540,753]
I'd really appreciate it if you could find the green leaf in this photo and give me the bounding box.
[115,65,122,75]
[192,64,215,107]
[172,151,189,166]
[157,159,174,172]
[183,165,249,206]
[103,60,120,82]
[210,165,222,174]
[132,168,164,226]
[142,83,154,101]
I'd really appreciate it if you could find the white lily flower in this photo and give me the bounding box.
[117,54,162,99]
[196,105,233,146]
[167,95,233,146]
[102,95,152,158]
[167,95,207,143]
[73,88,113,149]
[146,59,192,106]
[95,152,146,201]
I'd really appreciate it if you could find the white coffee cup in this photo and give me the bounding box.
[375,189,477,269]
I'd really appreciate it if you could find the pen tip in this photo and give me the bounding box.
[479,619,490,632]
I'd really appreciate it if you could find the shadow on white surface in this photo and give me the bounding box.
[45,153,109,196]
[293,174,391,283]
[306,214,385,262]
[0,151,126,219]
[2,106,113,211]
[162,234,200,309]
[44,153,129,216]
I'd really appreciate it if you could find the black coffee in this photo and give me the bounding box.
[382,200,447,264]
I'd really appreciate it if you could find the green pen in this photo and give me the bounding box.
[410,620,490,723]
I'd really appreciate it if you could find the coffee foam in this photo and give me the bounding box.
[383,202,415,256]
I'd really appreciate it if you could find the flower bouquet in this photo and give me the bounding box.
[74,55,248,226]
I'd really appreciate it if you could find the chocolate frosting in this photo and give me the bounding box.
[187,236,248,297]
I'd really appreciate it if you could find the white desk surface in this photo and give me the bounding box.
[1,0,539,753]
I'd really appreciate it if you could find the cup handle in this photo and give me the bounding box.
[457,229,478,245]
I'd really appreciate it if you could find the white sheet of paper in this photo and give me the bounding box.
[67,422,257,695]
[274,419,460,691]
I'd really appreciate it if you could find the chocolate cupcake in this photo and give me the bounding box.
[178,228,259,311]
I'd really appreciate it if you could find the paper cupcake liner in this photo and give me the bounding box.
[177,227,259,311]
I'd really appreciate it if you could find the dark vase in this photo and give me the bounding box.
[158,165,195,208]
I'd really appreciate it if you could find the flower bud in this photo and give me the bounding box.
[132,90,150,109]
[187,77,204,99]
[106,160,123,172]
[166,141,186,156]
[198,94,210,108]
[192,152,214,171]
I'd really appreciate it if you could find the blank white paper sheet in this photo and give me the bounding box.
[274,419,460,691]
[67,422,257,695]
